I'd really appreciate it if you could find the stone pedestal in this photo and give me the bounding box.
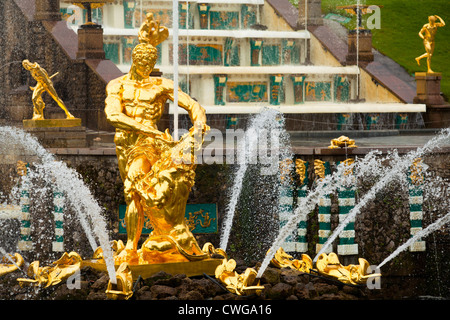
[77,25,105,60]
[7,86,33,122]
[23,120,87,148]
[414,72,450,128]
[298,0,323,27]
[413,72,445,105]
[346,29,374,64]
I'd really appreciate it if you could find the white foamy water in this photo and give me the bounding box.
[313,128,450,262]
[257,128,450,278]
[220,108,292,251]
[0,126,117,284]
[378,210,450,269]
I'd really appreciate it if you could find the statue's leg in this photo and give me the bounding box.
[415,53,427,65]
[425,41,434,73]
[123,156,151,251]
[46,86,75,119]
[31,86,45,120]
[124,193,144,251]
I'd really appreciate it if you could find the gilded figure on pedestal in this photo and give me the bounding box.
[415,15,446,73]
[22,59,75,120]
[104,23,209,264]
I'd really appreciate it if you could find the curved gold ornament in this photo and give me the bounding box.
[138,12,169,47]
[315,252,380,285]
[268,248,380,286]
[328,136,358,149]
[16,161,28,177]
[0,253,24,277]
[314,159,326,180]
[295,159,307,186]
[17,252,82,288]
[410,158,424,186]
[269,247,313,273]
[105,262,134,300]
[214,258,264,296]
[279,158,294,183]
[341,158,355,176]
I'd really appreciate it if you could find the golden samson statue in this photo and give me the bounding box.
[104,18,209,265]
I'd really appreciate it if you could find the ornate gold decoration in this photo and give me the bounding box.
[341,158,355,176]
[279,158,294,183]
[415,15,446,73]
[17,252,81,287]
[269,247,313,273]
[202,242,228,260]
[22,60,75,121]
[315,252,380,285]
[104,13,210,266]
[314,159,326,180]
[185,209,216,231]
[410,158,424,186]
[0,253,24,277]
[93,239,125,262]
[138,13,169,47]
[16,161,28,177]
[268,248,380,286]
[295,159,307,185]
[215,258,264,296]
[105,262,134,300]
[328,136,358,149]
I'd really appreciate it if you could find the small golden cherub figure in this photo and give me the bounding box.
[22,59,75,120]
[328,136,358,149]
[415,15,446,73]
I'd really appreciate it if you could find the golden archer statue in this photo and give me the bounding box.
[415,15,446,73]
[105,20,209,264]
[22,59,75,120]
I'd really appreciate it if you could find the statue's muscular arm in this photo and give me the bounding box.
[435,15,445,27]
[161,78,207,126]
[105,78,163,136]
